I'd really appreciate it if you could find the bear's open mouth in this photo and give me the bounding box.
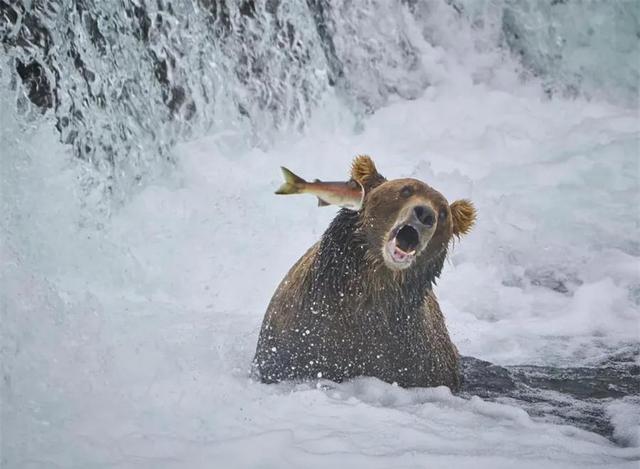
[396,225,419,252]
[385,224,420,265]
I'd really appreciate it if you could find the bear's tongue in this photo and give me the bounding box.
[393,244,411,261]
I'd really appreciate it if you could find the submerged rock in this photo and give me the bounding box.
[460,353,640,444]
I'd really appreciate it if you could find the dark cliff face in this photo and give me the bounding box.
[1,0,440,199]
[2,1,55,110]
[0,0,342,198]
[0,1,323,117]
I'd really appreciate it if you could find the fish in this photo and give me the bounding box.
[275,166,364,210]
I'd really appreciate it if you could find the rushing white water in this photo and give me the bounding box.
[2,0,639,467]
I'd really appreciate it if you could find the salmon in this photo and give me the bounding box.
[275,167,364,210]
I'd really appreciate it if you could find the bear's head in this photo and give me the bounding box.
[352,155,476,272]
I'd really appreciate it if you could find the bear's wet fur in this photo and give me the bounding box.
[253,156,476,389]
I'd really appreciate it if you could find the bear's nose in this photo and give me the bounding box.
[413,205,436,228]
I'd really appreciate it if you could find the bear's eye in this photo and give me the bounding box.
[400,186,413,198]
[438,208,448,222]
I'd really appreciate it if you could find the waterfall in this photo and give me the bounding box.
[4,1,636,205]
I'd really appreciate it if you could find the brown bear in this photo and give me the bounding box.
[253,156,476,389]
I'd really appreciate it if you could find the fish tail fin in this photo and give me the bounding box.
[275,167,306,195]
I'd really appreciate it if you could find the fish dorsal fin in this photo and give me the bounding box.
[313,178,322,183]
[317,198,330,207]
[350,155,386,191]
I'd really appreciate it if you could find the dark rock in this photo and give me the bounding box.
[460,352,640,442]
[15,59,53,109]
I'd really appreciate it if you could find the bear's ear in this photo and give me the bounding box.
[351,155,386,192]
[450,199,476,237]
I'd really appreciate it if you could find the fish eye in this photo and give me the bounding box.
[438,208,448,222]
[400,186,413,198]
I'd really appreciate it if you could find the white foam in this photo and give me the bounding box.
[608,397,640,448]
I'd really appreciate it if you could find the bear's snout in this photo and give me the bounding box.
[413,205,436,228]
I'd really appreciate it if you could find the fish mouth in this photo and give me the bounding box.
[384,224,421,269]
